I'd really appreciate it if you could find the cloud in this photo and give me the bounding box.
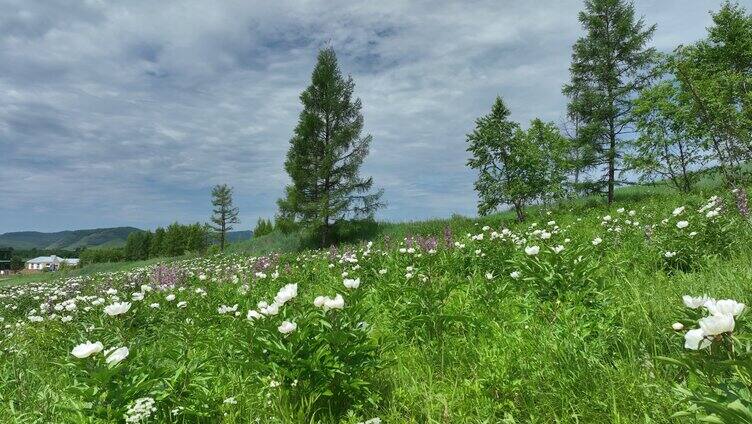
[0,0,720,232]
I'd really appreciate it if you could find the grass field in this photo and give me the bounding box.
[1,183,751,423]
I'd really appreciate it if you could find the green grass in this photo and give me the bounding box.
[0,182,750,423]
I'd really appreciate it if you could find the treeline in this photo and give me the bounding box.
[466,0,752,221]
[124,223,210,261]
[79,223,210,265]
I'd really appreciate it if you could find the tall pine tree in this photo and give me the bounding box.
[278,47,383,246]
[563,0,658,203]
[209,184,239,251]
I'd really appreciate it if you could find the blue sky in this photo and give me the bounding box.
[0,0,722,232]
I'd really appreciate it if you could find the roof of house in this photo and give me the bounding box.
[26,256,79,265]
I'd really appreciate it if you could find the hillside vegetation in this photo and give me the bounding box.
[1,183,751,423]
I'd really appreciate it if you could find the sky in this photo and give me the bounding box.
[0,0,724,233]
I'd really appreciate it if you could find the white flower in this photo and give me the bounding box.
[274,283,298,306]
[539,231,551,240]
[706,299,745,317]
[510,271,521,279]
[616,208,625,213]
[246,310,262,320]
[592,237,602,246]
[485,272,494,280]
[672,322,684,331]
[551,245,564,254]
[524,246,540,256]
[278,320,297,334]
[104,302,131,316]
[260,302,280,316]
[664,251,676,258]
[684,328,711,350]
[149,303,160,308]
[603,215,612,222]
[378,269,387,275]
[699,314,735,335]
[706,209,719,218]
[177,301,188,308]
[223,397,237,405]
[71,341,104,358]
[165,294,176,302]
[673,206,685,216]
[683,295,713,309]
[358,419,382,424]
[676,220,689,229]
[313,296,326,308]
[105,347,129,365]
[343,278,361,289]
[132,292,144,301]
[324,294,345,311]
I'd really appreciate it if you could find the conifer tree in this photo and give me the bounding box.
[563,0,658,203]
[209,184,239,251]
[278,47,383,246]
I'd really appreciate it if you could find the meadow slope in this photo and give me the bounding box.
[1,185,751,423]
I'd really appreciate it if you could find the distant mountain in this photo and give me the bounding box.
[0,227,253,250]
[0,227,142,250]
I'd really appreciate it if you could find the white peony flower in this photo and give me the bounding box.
[71,341,104,358]
[706,299,745,317]
[278,320,297,334]
[683,295,714,309]
[274,283,298,306]
[246,310,262,320]
[676,220,689,229]
[105,347,129,365]
[524,246,540,256]
[699,314,735,335]
[343,278,361,289]
[684,329,711,350]
[104,302,131,316]
[672,322,684,331]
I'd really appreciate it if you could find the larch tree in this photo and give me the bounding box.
[278,47,383,246]
[562,0,658,203]
[209,184,240,251]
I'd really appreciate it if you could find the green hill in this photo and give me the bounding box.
[0,227,141,250]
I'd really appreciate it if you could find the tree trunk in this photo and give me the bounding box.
[514,201,525,222]
[608,126,616,204]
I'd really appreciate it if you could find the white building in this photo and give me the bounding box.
[26,255,80,271]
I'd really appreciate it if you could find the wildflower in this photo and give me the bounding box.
[510,271,521,279]
[278,321,297,334]
[378,269,387,275]
[217,304,239,314]
[552,245,564,254]
[676,220,689,229]
[149,303,160,308]
[132,292,144,301]
[344,278,361,289]
[104,302,131,316]
[177,301,187,308]
[706,209,719,218]
[664,251,676,258]
[672,322,684,331]
[673,206,685,216]
[71,341,104,358]
[592,237,603,246]
[485,272,494,280]
[259,302,279,316]
[616,208,625,213]
[124,397,156,424]
[274,283,298,305]
[706,299,745,316]
[246,310,262,320]
[684,328,711,350]
[603,215,612,222]
[223,397,237,405]
[165,294,176,301]
[524,246,540,256]
[105,347,129,365]
[683,295,714,309]
[699,314,735,335]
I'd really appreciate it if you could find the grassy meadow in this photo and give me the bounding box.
[1,183,751,423]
